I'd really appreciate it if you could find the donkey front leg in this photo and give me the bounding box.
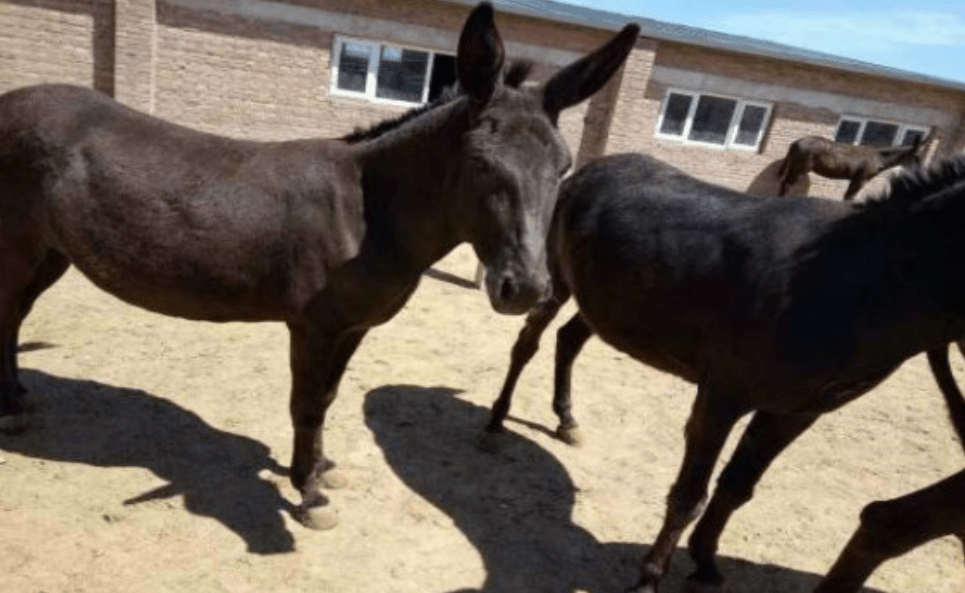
[485,296,565,439]
[629,384,745,593]
[288,322,367,530]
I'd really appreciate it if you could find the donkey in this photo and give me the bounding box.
[0,2,640,530]
[778,132,931,200]
[806,345,965,592]
[483,152,965,592]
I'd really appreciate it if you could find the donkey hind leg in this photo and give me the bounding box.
[0,292,23,428]
[288,323,367,530]
[0,249,60,429]
[552,313,593,445]
[778,158,803,197]
[777,166,795,197]
[687,412,818,587]
[842,177,865,201]
[10,252,70,396]
[484,294,568,437]
[629,382,745,593]
[813,468,965,593]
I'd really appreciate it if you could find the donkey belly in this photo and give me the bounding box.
[43,185,316,323]
[572,280,705,384]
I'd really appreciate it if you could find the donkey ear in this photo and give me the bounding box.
[542,23,640,120]
[457,2,505,104]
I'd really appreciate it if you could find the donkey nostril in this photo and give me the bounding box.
[499,276,518,303]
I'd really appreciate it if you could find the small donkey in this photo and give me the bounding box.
[778,132,932,200]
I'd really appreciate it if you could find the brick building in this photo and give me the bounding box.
[2,0,963,200]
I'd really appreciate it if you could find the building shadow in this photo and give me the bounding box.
[0,369,295,555]
[746,158,810,197]
[364,385,885,593]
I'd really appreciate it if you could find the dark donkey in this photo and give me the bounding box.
[806,346,965,593]
[484,152,965,592]
[778,132,931,200]
[0,3,640,529]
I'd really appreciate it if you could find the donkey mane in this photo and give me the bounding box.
[859,155,965,211]
[340,60,534,144]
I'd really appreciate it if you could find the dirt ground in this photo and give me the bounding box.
[2,244,964,593]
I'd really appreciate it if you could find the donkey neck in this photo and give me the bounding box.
[849,196,965,350]
[352,100,470,274]
[876,145,914,170]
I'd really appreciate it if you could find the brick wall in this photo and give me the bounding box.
[605,40,965,200]
[114,0,155,112]
[149,0,596,154]
[0,0,113,94]
[155,1,339,140]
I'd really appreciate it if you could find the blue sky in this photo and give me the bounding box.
[560,1,965,84]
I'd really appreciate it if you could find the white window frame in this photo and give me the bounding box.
[834,115,929,148]
[654,88,772,152]
[330,35,443,107]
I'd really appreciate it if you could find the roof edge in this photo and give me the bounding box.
[437,0,965,95]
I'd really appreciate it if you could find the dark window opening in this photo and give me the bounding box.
[835,120,861,144]
[660,93,693,136]
[428,54,457,102]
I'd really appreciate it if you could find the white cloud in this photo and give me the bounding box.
[715,11,965,54]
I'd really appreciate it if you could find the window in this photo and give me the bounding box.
[331,36,457,106]
[834,116,929,148]
[655,89,772,151]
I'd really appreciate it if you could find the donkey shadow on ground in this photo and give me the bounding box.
[0,369,296,554]
[364,385,885,593]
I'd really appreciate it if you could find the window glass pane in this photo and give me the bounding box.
[688,95,737,145]
[901,128,925,147]
[659,93,693,136]
[835,120,861,144]
[337,42,371,93]
[860,121,899,147]
[376,47,429,103]
[733,104,767,146]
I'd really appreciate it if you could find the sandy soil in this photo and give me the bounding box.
[2,245,964,593]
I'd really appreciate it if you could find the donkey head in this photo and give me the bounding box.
[897,128,935,169]
[452,3,639,314]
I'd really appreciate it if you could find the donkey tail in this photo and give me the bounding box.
[927,344,965,456]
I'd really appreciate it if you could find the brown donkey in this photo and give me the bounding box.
[778,132,931,200]
[0,3,640,529]
[484,152,965,592]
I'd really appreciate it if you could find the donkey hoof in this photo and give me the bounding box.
[319,469,350,490]
[556,425,584,447]
[295,504,339,531]
[0,414,29,433]
[476,429,506,453]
